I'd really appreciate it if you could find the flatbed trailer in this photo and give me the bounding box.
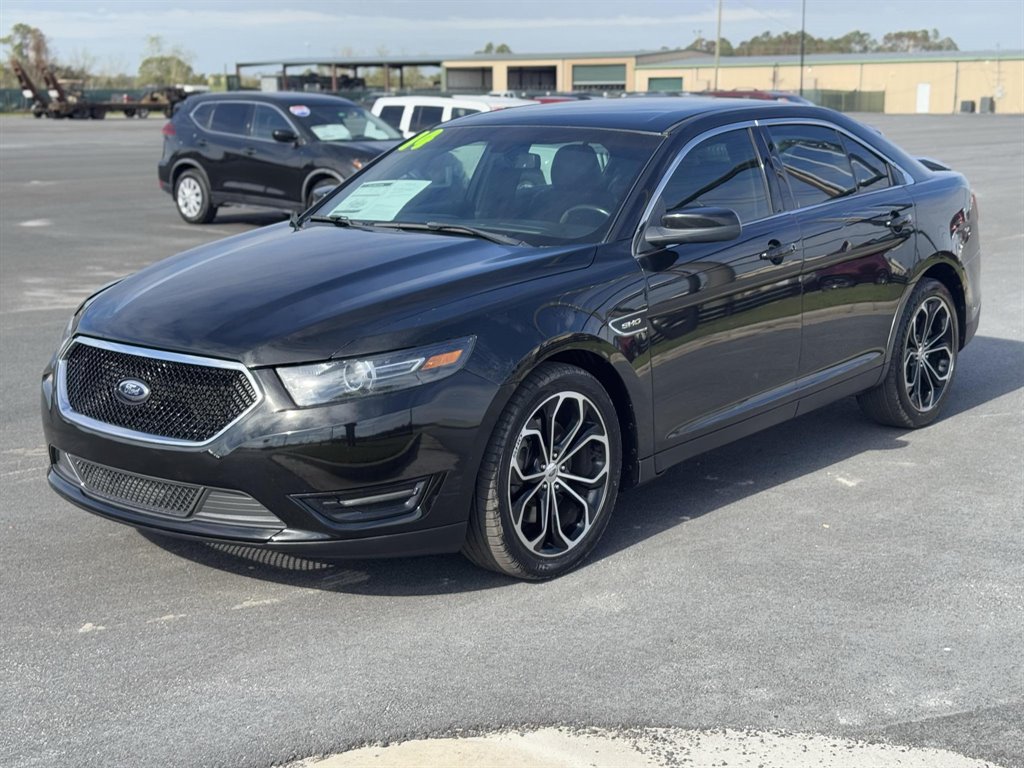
[10,57,187,119]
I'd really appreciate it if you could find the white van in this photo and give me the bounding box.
[370,95,538,138]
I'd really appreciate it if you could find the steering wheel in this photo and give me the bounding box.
[559,204,611,225]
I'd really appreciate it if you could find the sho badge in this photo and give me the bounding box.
[115,378,151,404]
[609,311,648,337]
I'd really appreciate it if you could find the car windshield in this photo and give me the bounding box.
[289,103,401,141]
[316,126,663,246]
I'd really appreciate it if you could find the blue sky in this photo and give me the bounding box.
[1,0,1021,74]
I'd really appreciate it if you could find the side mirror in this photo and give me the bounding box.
[645,206,741,245]
[272,128,299,143]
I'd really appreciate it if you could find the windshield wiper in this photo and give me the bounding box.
[370,220,526,247]
[303,214,356,228]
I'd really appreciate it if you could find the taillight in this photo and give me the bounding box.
[161,122,176,137]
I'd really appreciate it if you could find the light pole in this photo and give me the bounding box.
[799,0,806,96]
[713,0,723,89]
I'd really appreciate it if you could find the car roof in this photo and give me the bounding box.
[187,91,358,107]
[448,96,821,133]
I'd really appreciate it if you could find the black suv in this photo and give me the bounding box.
[157,92,401,223]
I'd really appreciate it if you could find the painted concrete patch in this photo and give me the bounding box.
[291,727,1004,768]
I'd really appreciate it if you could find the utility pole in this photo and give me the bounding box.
[713,0,723,89]
[799,0,806,96]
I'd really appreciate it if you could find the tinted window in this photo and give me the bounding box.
[250,105,293,140]
[841,134,892,193]
[451,107,481,119]
[209,102,253,135]
[658,129,771,224]
[410,106,444,133]
[378,105,404,130]
[767,124,856,207]
[190,103,213,129]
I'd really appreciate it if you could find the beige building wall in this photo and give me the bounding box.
[636,58,1024,114]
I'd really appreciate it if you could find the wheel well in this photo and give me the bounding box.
[543,348,640,489]
[170,161,204,189]
[303,171,342,202]
[920,261,967,349]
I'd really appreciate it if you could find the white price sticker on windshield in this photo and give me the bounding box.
[329,180,430,221]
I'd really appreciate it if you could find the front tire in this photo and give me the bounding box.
[174,170,216,224]
[858,278,959,428]
[463,363,621,580]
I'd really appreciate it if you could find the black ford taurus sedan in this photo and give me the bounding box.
[43,98,980,579]
[157,92,401,223]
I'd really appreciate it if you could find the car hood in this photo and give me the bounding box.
[77,222,595,366]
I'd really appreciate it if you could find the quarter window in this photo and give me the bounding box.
[250,105,293,140]
[658,129,771,224]
[209,102,253,135]
[767,124,856,207]
[841,134,892,193]
[190,103,214,129]
[451,107,481,119]
[409,106,444,133]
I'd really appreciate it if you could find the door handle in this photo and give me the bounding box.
[242,147,257,156]
[887,211,912,232]
[759,240,797,265]
[196,139,207,147]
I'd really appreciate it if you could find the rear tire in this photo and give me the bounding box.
[857,278,959,428]
[463,363,621,580]
[174,170,217,224]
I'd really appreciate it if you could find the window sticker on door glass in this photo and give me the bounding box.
[329,180,431,220]
[289,105,311,117]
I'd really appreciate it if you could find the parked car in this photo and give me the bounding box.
[371,94,537,138]
[45,99,980,579]
[158,91,402,223]
[704,89,815,105]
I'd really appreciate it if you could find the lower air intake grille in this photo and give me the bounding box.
[69,455,202,517]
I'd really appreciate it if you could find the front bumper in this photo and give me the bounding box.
[41,360,499,558]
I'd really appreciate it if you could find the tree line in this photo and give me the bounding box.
[686,28,958,57]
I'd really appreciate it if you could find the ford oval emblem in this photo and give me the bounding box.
[115,378,151,404]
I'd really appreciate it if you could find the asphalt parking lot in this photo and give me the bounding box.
[1,113,1021,768]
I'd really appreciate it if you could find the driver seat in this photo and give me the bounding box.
[529,143,607,222]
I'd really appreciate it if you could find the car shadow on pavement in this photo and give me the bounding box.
[141,334,1022,595]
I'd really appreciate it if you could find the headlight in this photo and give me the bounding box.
[277,337,475,407]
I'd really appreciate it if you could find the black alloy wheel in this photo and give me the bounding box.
[858,278,959,428]
[464,363,622,579]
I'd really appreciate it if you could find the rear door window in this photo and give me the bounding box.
[409,106,444,133]
[209,102,253,136]
[766,124,856,207]
[451,107,482,119]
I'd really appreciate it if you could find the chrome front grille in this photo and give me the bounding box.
[59,337,260,444]
[67,454,202,517]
